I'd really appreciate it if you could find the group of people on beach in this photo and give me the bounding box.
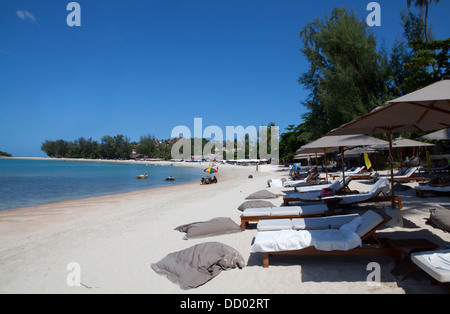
[289,164,318,181]
[201,176,218,185]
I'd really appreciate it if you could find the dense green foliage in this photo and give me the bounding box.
[279,5,448,163]
[41,135,132,159]
[402,38,450,91]
[41,134,178,160]
[0,151,12,157]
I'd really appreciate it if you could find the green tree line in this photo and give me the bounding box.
[41,134,174,160]
[41,123,278,161]
[280,4,449,162]
[0,151,12,157]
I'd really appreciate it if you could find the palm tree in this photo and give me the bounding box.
[407,0,440,43]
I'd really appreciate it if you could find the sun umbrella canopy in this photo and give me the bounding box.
[326,79,450,136]
[294,152,325,160]
[343,146,378,156]
[416,128,450,140]
[370,136,434,150]
[325,79,450,209]
[203,167,218,174]
[295,135,388,183]
[296,134,388,154]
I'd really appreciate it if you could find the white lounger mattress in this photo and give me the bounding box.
[241,204,328,217]
[415,185,450,192]
[252,216,363,252]
[252,210,385,252]
[411,249,450,283]
[257,214,360,231]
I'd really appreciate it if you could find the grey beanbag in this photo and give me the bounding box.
[237,200,276,211]
[429,206,450,232]
[174,217,243,240]
[245,190,280,200]
[151,242,245,289]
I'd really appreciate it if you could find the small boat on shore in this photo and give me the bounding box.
[137,174,148,179]
[165,176,175,181]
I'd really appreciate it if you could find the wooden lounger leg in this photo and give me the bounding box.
[396,196,403,209]
[263,253,270,268]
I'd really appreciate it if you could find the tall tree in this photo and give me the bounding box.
[137,134,158,157]
[407,0,440,43]
[298,7,390,137]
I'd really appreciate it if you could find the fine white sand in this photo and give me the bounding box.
[0,163,449,294]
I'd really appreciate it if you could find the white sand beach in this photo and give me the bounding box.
[0,163,449,294]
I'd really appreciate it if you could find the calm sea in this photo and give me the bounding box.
[0,159,203,211]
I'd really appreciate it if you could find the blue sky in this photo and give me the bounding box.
[1,0,449,157]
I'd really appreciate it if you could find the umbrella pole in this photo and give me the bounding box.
[388,129,395,209]
[323,148,328,182]
[340,147,346,190]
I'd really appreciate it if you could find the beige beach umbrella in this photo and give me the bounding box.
[416,128,450,140]
[370,136,435,150]
[326,78,450,208]
[296,134,388,183]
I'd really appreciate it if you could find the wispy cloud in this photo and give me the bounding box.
[16,10,36,23]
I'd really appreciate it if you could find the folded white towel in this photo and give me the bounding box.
[426,249,450,271]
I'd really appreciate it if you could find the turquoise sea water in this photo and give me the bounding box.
[0,159,203,211]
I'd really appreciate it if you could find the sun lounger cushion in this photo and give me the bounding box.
[415,185,450,193]
[295,183,332,192]
[429,206,450,232]
[425,250,450,271]
[241,204,328,220]
[355,210,385,238]
[375,167,418,180]
[241,207,272,217]
[268,179,284,187]
[283,190,322,201]
[299,204,328,215]
[237,200,275,211]
[241,206,302,217]
[174,217,243,240]
[151,242,245,289]
[256,213,359,232]
[246,190,280,200]
[411,249,450,283]
[251,216,363,252]
[270,207,302,216]
[284,177,352,202]
[292,214,360,230]
[257,219,293,231]
[322,179,390,204]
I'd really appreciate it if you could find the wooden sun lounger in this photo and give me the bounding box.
[330,167,371,180]
[348,172,372,179]
[322,195,403,211]
[283,177,352,206]
[374,167,423,183]
[241,213,325,230]
[411,250,450,293]
[260,210,399,268]
[415,186,450,198]
[240,205,328,230]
